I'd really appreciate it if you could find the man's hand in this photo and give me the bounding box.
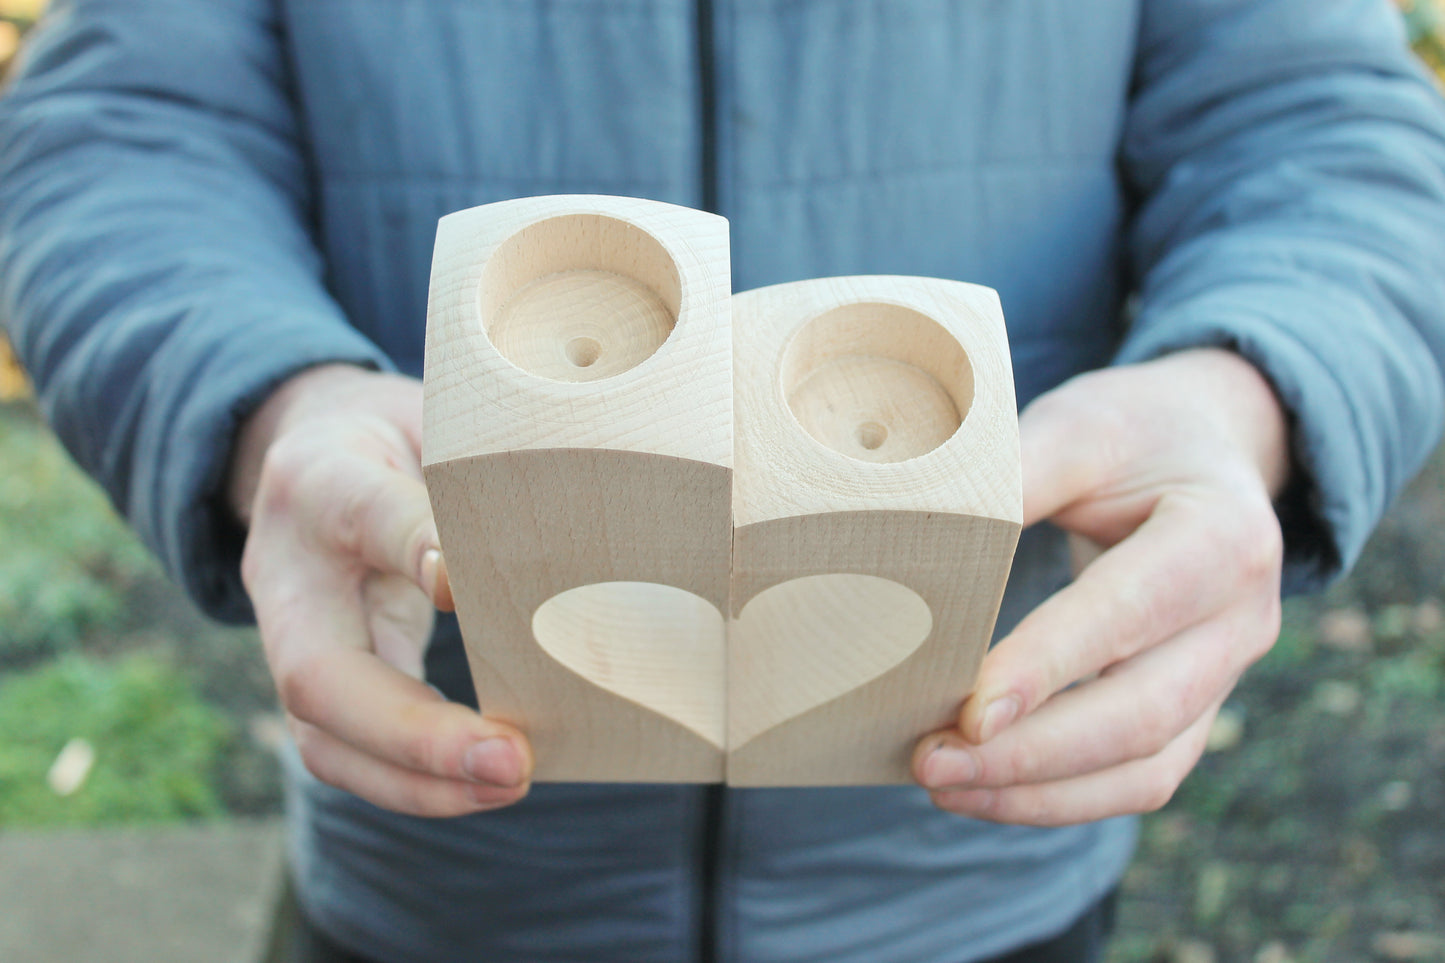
[230,365,533,817]
[913,349,1290,826]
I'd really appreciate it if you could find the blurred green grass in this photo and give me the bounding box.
[0,401,236,827]
[0,652,228,826]
[0,403,157,665]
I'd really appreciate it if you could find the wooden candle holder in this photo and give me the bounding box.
[423,196,733,783]
[424,198,1020,786]
[728,277,1022,785]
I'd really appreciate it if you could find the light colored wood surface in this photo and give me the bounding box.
[424,199,1020,785]
[423,196,732,782]
[728,277,1022,786]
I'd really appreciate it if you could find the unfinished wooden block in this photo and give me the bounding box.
[422,196,732,782]
[728,277,1022,786]
[424,196,1020,786]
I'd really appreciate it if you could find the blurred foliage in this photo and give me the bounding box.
[0,0,44,21]
[0,653,229,826]
[0,336,27,401]
[0,0,41,77]
[0,405,158,665]
[1112,582,1445,961]
[1402,0,1445,77]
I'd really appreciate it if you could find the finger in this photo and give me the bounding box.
[253,423,449,610]
[960,492,1280,742]
[916,598,1271,790]
[253,566,532,787]
[295,456,440,587]
[364,572,436,679]
[289,717,527,817]
[276,643,532,787]
[928,700,1220,827]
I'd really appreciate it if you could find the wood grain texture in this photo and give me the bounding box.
[424,199,1020,786]
[423,196,732,782]
[728,277,1022,786]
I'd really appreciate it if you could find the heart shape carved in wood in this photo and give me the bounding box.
[530,575,933,752]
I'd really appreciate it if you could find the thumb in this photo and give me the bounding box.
[299,453,445,604]
[358,466,446,607]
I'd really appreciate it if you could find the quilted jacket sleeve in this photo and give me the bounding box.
[1117,0,1445,592]
[0,0,391,621]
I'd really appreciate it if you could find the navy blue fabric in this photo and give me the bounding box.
[4,1,1445,961]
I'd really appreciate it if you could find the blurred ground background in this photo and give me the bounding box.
[2,2,1445,962]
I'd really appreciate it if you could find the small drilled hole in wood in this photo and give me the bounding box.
[856,421,888,451]
[478,214,682,383]
[567,336,602,368]
[780,303,974,463]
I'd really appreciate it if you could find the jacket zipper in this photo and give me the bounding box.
[696,6,722,961]
[697,0,719,214]
[696,783,724,963]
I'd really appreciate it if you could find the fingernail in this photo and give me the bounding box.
[420,549,441,602]
[466,782,516,808]
[463,738,523,787]
[933,788,997,816]
[923,743,978,789]
[978,696,1021,742]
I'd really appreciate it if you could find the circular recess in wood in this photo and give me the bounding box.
[479,215,682,382]
[780,303,974,463]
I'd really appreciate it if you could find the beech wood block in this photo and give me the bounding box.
[727,277,1022,786]
[423,196,732,782]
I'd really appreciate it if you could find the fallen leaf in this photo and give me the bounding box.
[1373,931,1445,960]
[248,712,288,752]
[1413,600,1443,634]
[46,737,96,797]
[1254,941,1293,963]
[1379,780,1414,812]
[1314,680,1362,716]
[1171,939,1218,963]
[1318,608,1373,652]
[1194,862,1231,925]
[1206,707,1245,753]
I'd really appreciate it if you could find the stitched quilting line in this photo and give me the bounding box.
[306,0,684,16]
[310,157,1108,191]
[316,170,675,190]
[735,155,1115,192]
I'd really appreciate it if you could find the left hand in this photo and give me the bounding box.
[913,348,1291,826]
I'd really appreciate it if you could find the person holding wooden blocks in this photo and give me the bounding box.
[3,2,1445,962]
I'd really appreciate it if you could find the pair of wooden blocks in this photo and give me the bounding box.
[422,196,1021,787]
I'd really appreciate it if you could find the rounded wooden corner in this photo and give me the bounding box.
[732,276,1021,525]
[477,212,683,383]
[423,196,732,468]
[779,300,975,464]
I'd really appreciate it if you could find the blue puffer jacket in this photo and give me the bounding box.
[4,1,1445,960]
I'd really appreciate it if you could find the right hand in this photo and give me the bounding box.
[229,364,533,817]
